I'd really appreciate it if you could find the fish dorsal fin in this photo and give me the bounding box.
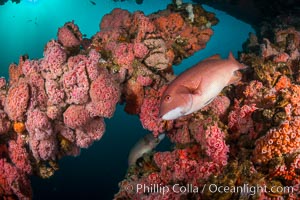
[203,54,221,62]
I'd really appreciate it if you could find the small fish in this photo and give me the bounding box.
[159,52,246,120]
[29,17,38,26]
[128,133,165,166]
[89,0,96,5]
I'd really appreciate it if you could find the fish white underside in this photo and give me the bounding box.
[162,107,184,120]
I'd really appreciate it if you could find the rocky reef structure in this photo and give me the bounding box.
[0,2,217,199]
[192,0,299,27]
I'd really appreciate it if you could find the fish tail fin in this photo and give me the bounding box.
[228,51,248,70]
[228,70,243,85]
[238,63,248,70]
[228,51,235,61]
[227,51,249,85]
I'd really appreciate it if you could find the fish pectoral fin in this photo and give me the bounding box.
[228,70,242,85]
[177,85,194,112]
[190,79,203,96]
[203,54,221,62]
[177,85,192,95]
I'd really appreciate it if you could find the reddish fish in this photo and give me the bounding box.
[159,52,246,120]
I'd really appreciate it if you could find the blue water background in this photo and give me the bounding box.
[0,0,254,199]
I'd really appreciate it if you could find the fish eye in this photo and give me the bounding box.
[164,95,171,102]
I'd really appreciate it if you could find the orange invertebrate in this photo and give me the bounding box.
[13,121,26,134]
